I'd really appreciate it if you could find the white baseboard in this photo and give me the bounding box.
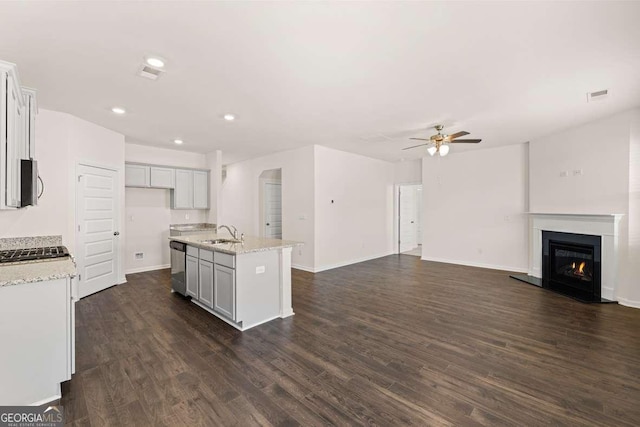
[291,264,315,273]
[617,297,640,309]
[125,264,170,275]
[420,256,528,273]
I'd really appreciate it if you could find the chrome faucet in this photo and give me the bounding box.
[218,225,239,240]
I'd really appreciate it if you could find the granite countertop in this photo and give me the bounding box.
[0,258,77,287]
[169,232,303,255]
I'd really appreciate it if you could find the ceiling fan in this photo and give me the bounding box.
[403,124,481,156]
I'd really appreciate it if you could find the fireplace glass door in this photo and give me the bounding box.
[549,242,594,292]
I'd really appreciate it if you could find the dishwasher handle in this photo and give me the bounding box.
[170,241,186,252]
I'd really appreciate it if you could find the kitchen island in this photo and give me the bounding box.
[169,233,302,331]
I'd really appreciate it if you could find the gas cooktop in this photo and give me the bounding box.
[0,246,70,264]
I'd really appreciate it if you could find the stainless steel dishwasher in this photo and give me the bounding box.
[170,241,187,296]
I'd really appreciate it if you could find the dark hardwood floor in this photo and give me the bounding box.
[60,255,640,426]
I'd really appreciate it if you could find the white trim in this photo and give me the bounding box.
[617,297,640,309]
[291,264,315,272]
[125,264,170,275]
[421,255,528,273]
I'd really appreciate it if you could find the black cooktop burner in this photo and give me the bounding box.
[0,246,70,263]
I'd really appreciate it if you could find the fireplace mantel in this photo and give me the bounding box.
[528,213,623,300]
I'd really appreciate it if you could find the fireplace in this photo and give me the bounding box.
[542,231,601,302]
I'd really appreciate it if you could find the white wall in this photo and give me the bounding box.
[220,146,315,270]
[0,109,126,282]
[613,110,640,307]
[421,144,529,272]
[529,112,631,214]
[394,159,422,184]
[314,146,395,270]
[124,143,208,274]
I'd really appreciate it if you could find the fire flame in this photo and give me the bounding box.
[578,261,585,274]
[571,261,586,276]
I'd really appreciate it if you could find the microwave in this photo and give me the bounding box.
[20,159,38,207]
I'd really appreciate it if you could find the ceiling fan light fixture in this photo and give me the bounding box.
[427,146,437,156]
[439,144,450,156]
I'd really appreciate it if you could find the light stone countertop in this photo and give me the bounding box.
[0,258,77,287]
[169,232,303,255]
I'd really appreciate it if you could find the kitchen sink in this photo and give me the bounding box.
[200,239,241,245]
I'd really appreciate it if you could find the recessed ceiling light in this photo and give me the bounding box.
[223,114,235,121]
[111,107,126,115]
[173,139,183,145]
[145,57,165,68]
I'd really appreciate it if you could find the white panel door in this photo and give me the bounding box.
[399,186,417,253]
[77,165,119,298]
[264,182,282,239]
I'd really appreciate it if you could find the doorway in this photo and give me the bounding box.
[259,169,282,239]
[76,164,120,298]
[398,184,422,256]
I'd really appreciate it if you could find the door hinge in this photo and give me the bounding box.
[78,274,81,281]
[78,225,80,232]
[78,175,82,182]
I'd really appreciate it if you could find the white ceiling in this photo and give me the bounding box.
[1,1,639,164]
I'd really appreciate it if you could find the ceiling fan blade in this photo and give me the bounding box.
[402,143,430,150]
[450,139,482,144]
[409,138,430,141]
[447,131,470,140]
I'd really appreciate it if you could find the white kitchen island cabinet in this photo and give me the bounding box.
[169,233,301,331]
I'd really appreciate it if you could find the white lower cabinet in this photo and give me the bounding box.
[186,254,199,298]
[0,277,74,405]
[185,245,237,322]
[214,264,236,320]
[198,259,214,307]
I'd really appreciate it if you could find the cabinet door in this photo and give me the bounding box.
[193,170,209,209]
[198,259,214,308]
[5,75,23,208]
[186,255,199,298]
[214,264,235,320]
[22,89,36,159]
[150,167,175,189]
[125,164,150,187]
[173,169,193,209]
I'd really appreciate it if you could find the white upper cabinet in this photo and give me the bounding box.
[173,169,194,209]
[125,164,150,187]
[150,166,175,189]
[22,88,37,159]
[193,170,209,209]
[1,60,34,210]
[124,161,208,209]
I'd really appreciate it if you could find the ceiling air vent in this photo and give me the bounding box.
[587,89,609,102]
[137,65,164,80]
